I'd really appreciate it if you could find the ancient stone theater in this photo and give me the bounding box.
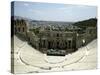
[13,18,97,56]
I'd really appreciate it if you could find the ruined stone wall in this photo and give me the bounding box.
[76,27,97,48]
[26,27,97,54]
[27,31,77,54]
[14,19,27,40]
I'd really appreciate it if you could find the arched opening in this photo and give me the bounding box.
[23,27,25,32]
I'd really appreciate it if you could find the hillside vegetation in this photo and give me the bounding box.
[73,18,97,29]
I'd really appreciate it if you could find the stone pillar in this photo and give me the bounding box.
[70,40,72,49]
[65,41,67,49]
[67,40,69,49]
[46,40,48,49]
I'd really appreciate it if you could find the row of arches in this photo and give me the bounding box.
[39,39,75,50]
[15,27,25,33]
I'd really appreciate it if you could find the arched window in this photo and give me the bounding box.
[23,27,25,32]
[57,41,59,49]
[48,41,51,49]
[57,33,59,37]
[68,40,71,49]
[43,40,45,48]
[65,42,67,49]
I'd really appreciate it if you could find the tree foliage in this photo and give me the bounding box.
[29,28,39,34]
